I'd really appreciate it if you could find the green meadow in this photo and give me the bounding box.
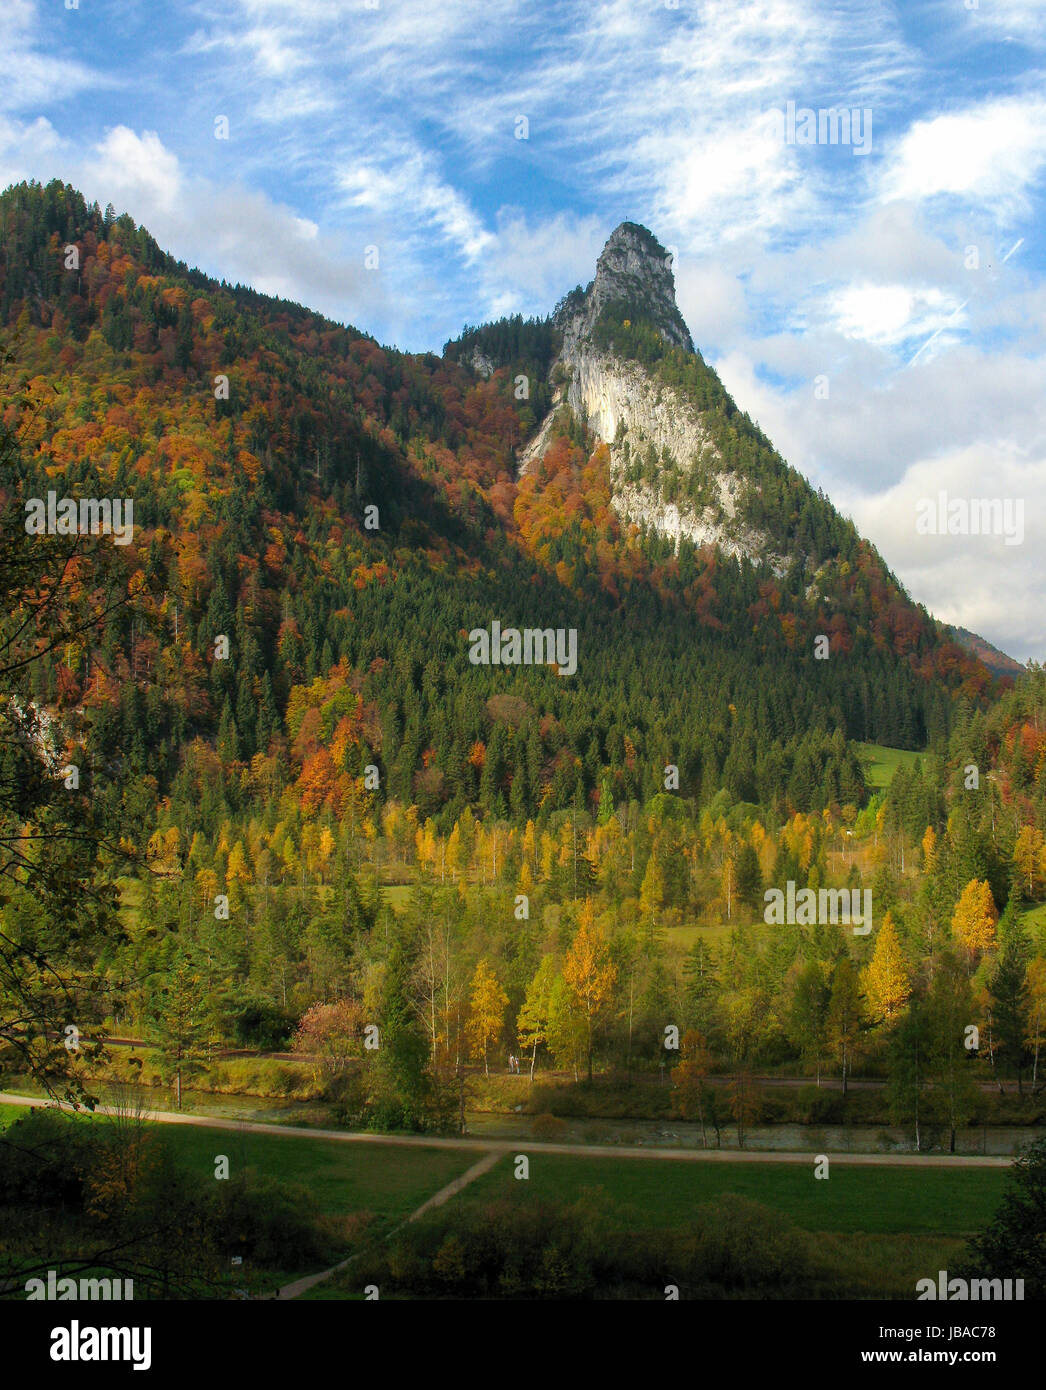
[855,742,928,789]
[2,1102,1013,1298]
[458,1151,1006,1236]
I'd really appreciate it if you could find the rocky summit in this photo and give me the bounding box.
[520,222,787,570]
[553,221,694,357]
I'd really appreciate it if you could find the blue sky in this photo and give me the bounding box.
[3,0,1045,659]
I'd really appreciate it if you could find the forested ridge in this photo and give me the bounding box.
[5,178,1043,1142]
[0,180,994,839]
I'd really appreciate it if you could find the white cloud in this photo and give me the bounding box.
[0,0,105,113]
[338,151,493,264]
[845,444,1046,658]
[486,0,912,253]
[0,114,61,189]
[675,261,752,351]
[51,126,388,329]
[82,127,181,216]
[826,283,966,349]
[476,210,606,319]
[881,98,1046,216]
[964,0,1046,48]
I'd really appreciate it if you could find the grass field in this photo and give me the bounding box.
[855,742,929,789]
[445,1150,1008,1300]
[318,1149,1006,1299]
[855,742,928,789]
[3,1102,1011,1298]
[457,1152,1006,1236]
[154,1127,473,1227]
[2,1103,1006,1237]
[1020,903,1046,952]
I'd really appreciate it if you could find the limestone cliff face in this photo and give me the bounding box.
[465,347,495,379]
[564,351,773,563]
[518,222,785,571]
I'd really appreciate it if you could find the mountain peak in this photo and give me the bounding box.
[554,221,693,355]
[596,221,672,285]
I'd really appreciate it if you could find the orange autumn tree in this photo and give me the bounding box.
[293,998,367,1083]
[562,900,617,1081]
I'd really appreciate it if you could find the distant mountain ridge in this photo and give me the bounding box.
[948,627,1025,680]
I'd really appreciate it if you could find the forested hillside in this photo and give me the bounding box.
[3,178,1038,1136]
[1,181,992,838]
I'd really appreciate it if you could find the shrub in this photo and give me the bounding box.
[209,1170,328,1268]
[796,1085,845,1124]
[530,1113,568,1141]
[229,1001,295,1051]
[353,1192,851,1299]
[0,1109,92,1210]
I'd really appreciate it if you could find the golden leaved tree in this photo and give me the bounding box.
[862,910,911,1025]
[951,879,998,962]
[562,900,617,1081]
[921,825,937,871]
[1013,826,1045,899]
[466,959,507,1077]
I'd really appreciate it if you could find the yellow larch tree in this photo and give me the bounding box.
[921,825,937,872]
[951,879,998,961]
[1013,826,1045,898]
[466,959,508,1077]
[226,838,252,886]
[862,910,911,1025]
[415,818,437,875]
[639,851,666,928]
[522,818,537,867]
[562,900,617,1081]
